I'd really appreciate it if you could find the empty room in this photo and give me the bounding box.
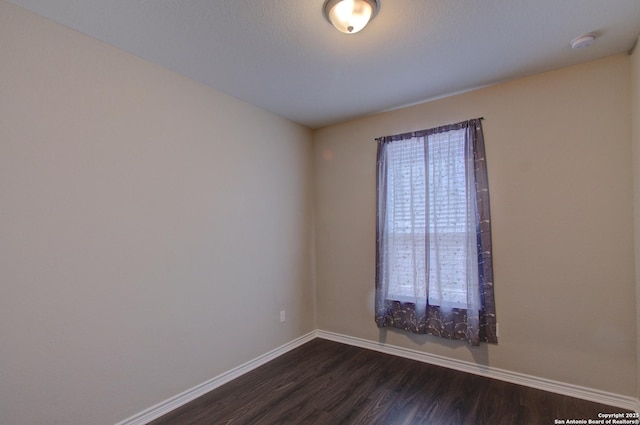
[2,1,640,424]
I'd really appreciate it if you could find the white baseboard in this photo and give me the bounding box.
[116,329,638,424]
[315,330,640,412]
[115,331,317,425]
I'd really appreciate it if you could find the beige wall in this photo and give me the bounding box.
[0,2,314,424]
[314,54,635,396]
[632,36,640,402]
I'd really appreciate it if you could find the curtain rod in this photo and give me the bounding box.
[376,117,484,142]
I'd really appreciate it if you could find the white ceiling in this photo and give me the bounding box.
[7,0,640,129]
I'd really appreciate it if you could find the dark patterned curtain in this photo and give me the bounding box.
[375,118,497,346]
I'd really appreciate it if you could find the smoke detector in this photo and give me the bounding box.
[570,34,596,50]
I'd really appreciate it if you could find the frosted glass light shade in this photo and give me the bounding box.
[324,0,379,34]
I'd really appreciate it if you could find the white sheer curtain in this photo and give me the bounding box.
[380,128,479,312]
[376,118,496,345]
[383,137,427,306]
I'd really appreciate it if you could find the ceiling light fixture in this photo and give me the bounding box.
[323,0,379,34]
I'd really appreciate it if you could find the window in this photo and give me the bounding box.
[384,128,473,309]
[375,118,497,345]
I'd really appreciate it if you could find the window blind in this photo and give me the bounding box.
[384,128,471,308]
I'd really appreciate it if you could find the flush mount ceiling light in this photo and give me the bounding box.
[323,0,379,34]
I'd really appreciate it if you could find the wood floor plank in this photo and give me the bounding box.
[148,338,630,425]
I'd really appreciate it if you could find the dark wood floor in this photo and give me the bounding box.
[148,338,628,425]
